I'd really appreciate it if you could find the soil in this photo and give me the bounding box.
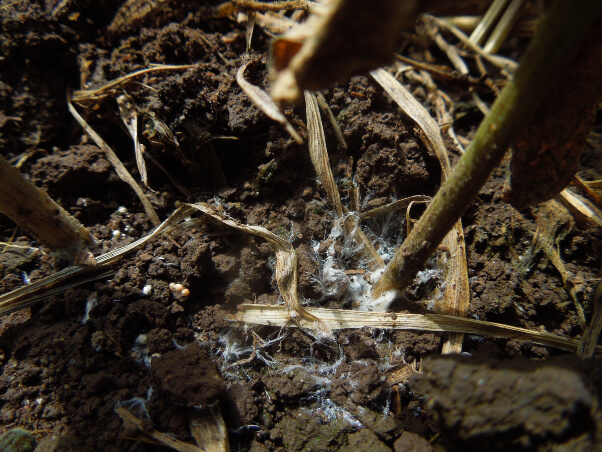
[1,1,601,451]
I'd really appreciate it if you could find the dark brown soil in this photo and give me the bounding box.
[1,1,601,451]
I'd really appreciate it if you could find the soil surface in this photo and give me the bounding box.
[1,1,602,451]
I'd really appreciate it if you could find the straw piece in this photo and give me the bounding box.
[0,155,96,262]
[315,92,347,150]
[370,69,470,353]
[305,91,384,270]
[578,281,602,358]
[484,0,525,54]
[190,405,229,452]
[558,189,602,228]
[117,94,149,189]
[469,0,510,45]
[236,61,303,144]
[270,0,420,104]
[73,64,196,106]
[67,95,160,226]
[360,196,432,221]
[116,407,202,452]
[422,14,518,72]
[186,203,318,325]
[0,207,199,316]
[232,304,601,355]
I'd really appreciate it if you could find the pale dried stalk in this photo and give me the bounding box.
[73,64,196,105]
[305,91,384,270]
[186,203,318,324]
[116,407,202,452]
[255,11,297,34]
[578,281,602,358]
[232,304,601,355]
[233,0,313,12]
[470,0,510,45]
[360,196,432,221]
[432,28,490,117]
[315,92,347,150]
[371,69,470,354]
[0,202,325,334]
[190,404,229,452]
[558,188,602,228]
[117,94,149,188]
[236,61,303,144]
[0,207,200,315]
[67,95,160,226]
[422,14,518,72]
[0,155,96,262]
[483,0,525,54]
[573,176,602,210]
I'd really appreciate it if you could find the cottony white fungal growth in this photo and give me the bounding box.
[132,333,151,367]
[82,293,98,323]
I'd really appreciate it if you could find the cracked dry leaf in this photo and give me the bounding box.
[270,0,420,104]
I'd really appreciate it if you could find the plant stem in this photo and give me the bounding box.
[0,155,96,263]
[372,0,602,298]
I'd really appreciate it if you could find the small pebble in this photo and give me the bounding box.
[0,428,36,452]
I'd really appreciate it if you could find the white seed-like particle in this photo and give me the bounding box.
[173,283,184,292]
[181,288,190,297]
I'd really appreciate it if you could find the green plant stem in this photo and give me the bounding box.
[372,0,602,298]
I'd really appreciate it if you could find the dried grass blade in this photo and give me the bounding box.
[558,188,602,227]
[361,196,432,221]
[117,94,149,188]
[371,68,470,353]
[233,304,601,355]
[305,91,384,269]
[236,61,303,144]
[572,176,602,210]
[422,14,518,72]
[72,64,196,106]
[116,407,202,452]
[67,95,160,226]
[190,404,230,452]
[469,0,510,45]
[305,91,343,217]
[185,203,321,327]
[534,201,586,328]
[233,0,313,12]
[0,207,197,316]
[483,0,525,54]
[578,281,602,358]
[315,92,347,150]
[255,12,297,34]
